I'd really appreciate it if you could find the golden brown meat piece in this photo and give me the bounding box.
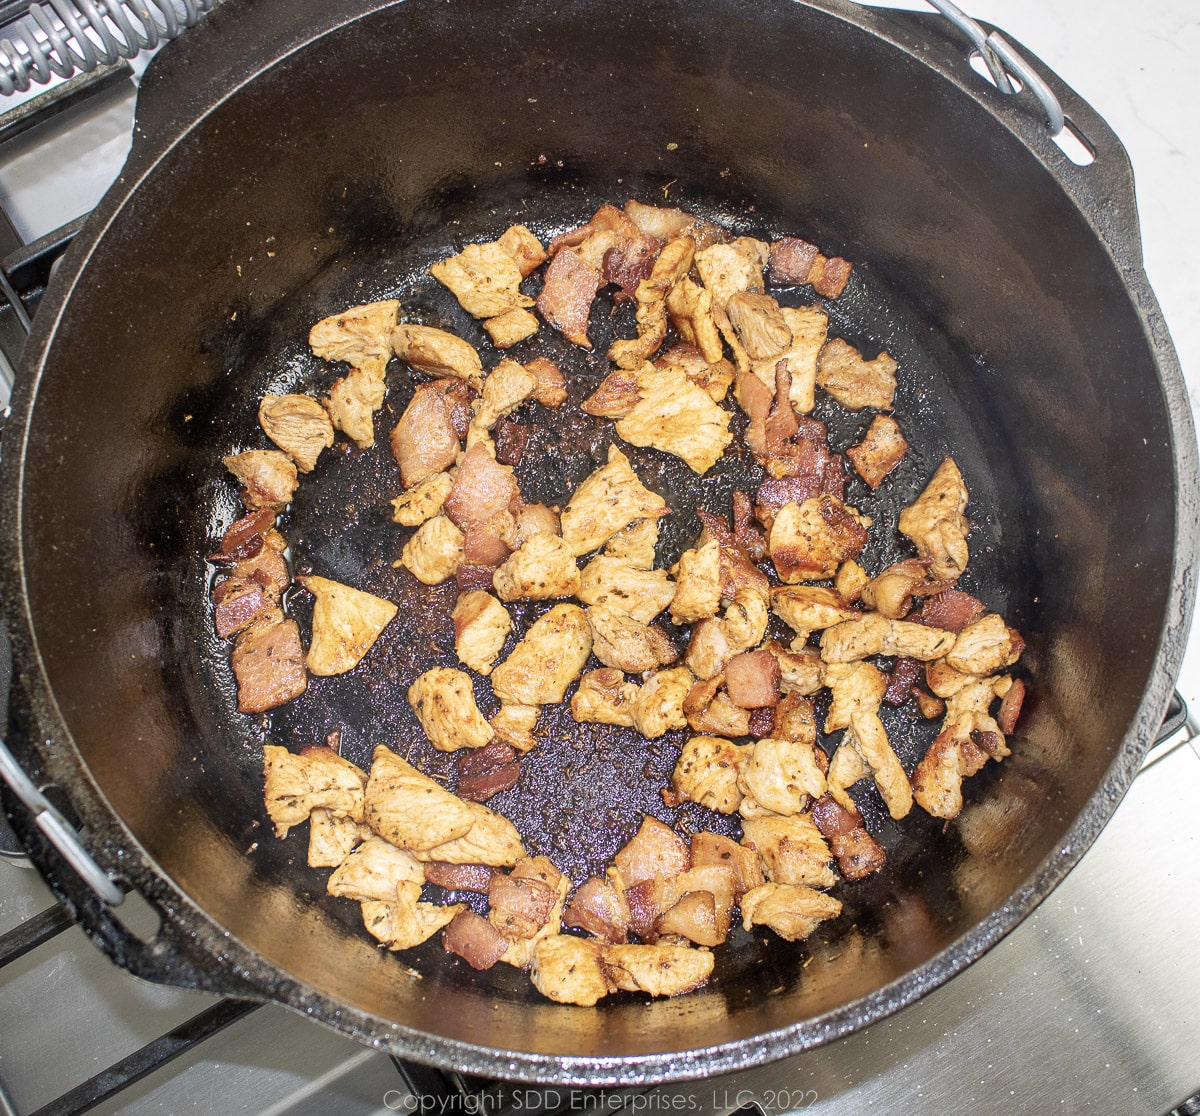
[500,503,560,551]
[860,557,946,619]
[307,808,369,868]
[223,450,298,509]
[258,394,335,473]
[770,584,860,641]
[816,338,898,410]
[483,307,540,349]
[847,414,909,488]
[390,471,454,527]
[581,367,641,419]
[308,299,399,377]
[667,735,749,814]
[430,240,535,319]
[615,363,733,475]
[665,277,725,365]
[835,559,870,603]
[530,935,616,1005]
[654,344,734,403]
[727,292,790,363]
[523,357,567,408]
[630,665,693,738]
[602,942,715,998]
[769,495,872,582]
[361,884,464,951]
[578,556,676,624]
[299,575,397,676]
[364,746,525,866]
[232,618,307,713]
[586,605,677,673]
[391,324,484,390]
[829,710,913,820]
[323,366,386,449]
[819,613,955,663]
[740,813,837,889]
[490,603,592,706]
[407,667,494,752]
[327,835,424,902]
[683,678,752,738]
[467,359,537,445]
[740,882,842,941]
[623,199,728,246]
[496,224,548,276]
[442,442,522,566]
[563,868,632,944]
[898,457,970,580]
[751,305,828,414]
[451,590,512,675]
[738,736,828,818]
[768,643,824,695]
[391,380,470,489]
[536,247,603,348]
[811,793,887,881]
[694,237,768,311]
[690,831,765,895]
[397,514,464,585]
[608,235,695,369]
[262,743,365,838]
[559,445,668,557]
[944,614,1024,676]
[823,660,888,733]
[613,816,691,887]
[669,539,722,624]
[492,534,581,601]
[570,668,639,727]
[493,857,571,969]
[489,703,541,753]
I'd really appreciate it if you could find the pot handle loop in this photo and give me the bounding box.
[0,734,125,905]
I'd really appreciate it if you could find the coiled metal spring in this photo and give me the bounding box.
[0,0,215,95]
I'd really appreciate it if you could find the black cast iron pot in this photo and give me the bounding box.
[1,0,1196,1086]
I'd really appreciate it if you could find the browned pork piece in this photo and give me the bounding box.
[327,836,424,903]
[664,735,749,814]
[308,299,399,377]
[492,534,582,601]
[391,379,474,489]
[860,557,951,620]
[391,324,485,390]
[483,308,540,349]
[670,539,722,624]
[390,472,454,528]
[466,359,538,447]
[536,247,603,348]
[608,235,695,369]
[740,883,842,941]
[910,588,986,632]
[723,649,781,709]
[258,394,335,473]
[423,861,499,892]
[570,668,640,727]
[407,667,494,751]
[324,366,387,449]
[529,935,615,1005]
[223,449,299,510]
[496,224,548,277]
[443,441,523,568]
[683,676,752,737]
[490,856,571,968]
[563,869,632,943]
[429,237,537,320]
[361,888,464,952]
[769,495,872,582]
[770,585,860,645]
[262,743,366,838]
[816,338,898,410]
[364,746,525,866]
[523,356,567,408]
[578,537,676,625]
[819,613,956,663]
[623,199,729,248]
[455,741,521,802]
[559,445,669,557]
[944,613,1025,676]
[847,414,909,488]
[613,817,691,888]
[451,590,512,675]
[898,457,970,580]
[741,812,837,889]
[811,792,887,880]
[884,656,923,706]
[443,910,511,970]
[490,603,593,708]
[299,575,397,676]
[586,605,677,673]
[397,514,464,585]
[737,736,827,818]
[748,306,828,414]
[231,616,307,712]
[766,237,853,298]
[307,808,370,868]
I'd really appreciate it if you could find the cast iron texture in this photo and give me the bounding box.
[0,0,1196,1086]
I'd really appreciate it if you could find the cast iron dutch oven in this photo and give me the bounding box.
[1,0,1196,1085]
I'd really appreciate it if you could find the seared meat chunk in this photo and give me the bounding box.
[727,292,790,363]
[860,557,947,620]
[811,793,887,881]
[232,618,307,712]
[944,614,1025,676]
[666,278,725,365]
[579,556,675,624]
[738,736,827,817]
[847,414,909,488]
[451,590,512,675]
[630,665,693,738]
[390,471,454,527]
[822,660,887,733]
[443,909,511,970]
[492,534,581,601]
[398,514,464,585]
[407,667,494,752]
[560,445,668,556]
[323,366,386,449]
[536,247,603,348]
[911,588,986,633]
[530,936,615,1005]
[456,741,522,802]
[467,359,537,445]
[613,817,691,887]
[299,575,397,676]
[683,677,751,738]
[563,869,631,943]
[443,442,523,567]
[223,450,298,509]
[615,363,733,475]
[770,585,860,642]
[392,324,484,390]
[694,237,768,311]
[767,237,853,298]
[623,199,728,247]
[754,306,827,414]
[391,379,473,489]
[364,746,525,866]
[524,356,568,408]
[258,394,335,472]
[494,857,571,969]
[424,862,499,893]
[327,836,424,903]
[690,831,765,895]
[496,224,548,276]
[483,307,540,349]
[724,649,780,709]
[666,736,749,814]
[582,367,640,419]
[741,813,837,889]
[670,540,722,624]
[829,710,913,820]
[262,743,365,838]
[570,668,639,727]
[769,496,871,582]
[655,344,734,402]
[898,457,970,580]
[308,299,398,377]
[361,886,464,952]
[816,338,898,410]
[587,605,677,673]
[608,235,694,369]
[602,942,714,998]
[819,613,955,663]
[307,808,369,868]
[430,240,534,319]
[212,578,275,640]
[491,603,592,706]
[489,703,541,753]
[740,882,842,941]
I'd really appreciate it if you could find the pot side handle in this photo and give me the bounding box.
[872,3,1145,267]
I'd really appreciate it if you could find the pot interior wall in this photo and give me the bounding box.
[13,0,1174,1062]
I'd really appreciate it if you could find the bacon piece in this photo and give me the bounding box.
[731,490,767,563]
[548,203,636,255]
[443,910,511,970]
[911,589,986,633]
[391,380,467,489]
[524,357,567,408]
[423,861,499,893]
[603,236,662,302]
[488,870,558,940]
[747,707,775,737]
[444,442,522,566]
[724,650,781,709]
[210,508,275,562]
[625,880,659,942]
[494,418,531,466]
[455,741,521,802]
[582,367,640,419]
[884,657,922,707]
[563,874,631,944]
[767,237,822,286]
[811,793,887,881]
[212,581,270,639]
[614,817,690,888]
[812,257,852,298]
[536,247,603,348]
[997,678,1026,734]
[230,619,307,712]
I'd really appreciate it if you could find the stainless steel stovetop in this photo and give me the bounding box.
[1,2,1198,1113]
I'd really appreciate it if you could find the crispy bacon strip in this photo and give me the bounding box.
[911,589,986,633]
[884,657,922,707]
[423,861,499,893]
[811,793,886,881]
[443,910,511,970]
